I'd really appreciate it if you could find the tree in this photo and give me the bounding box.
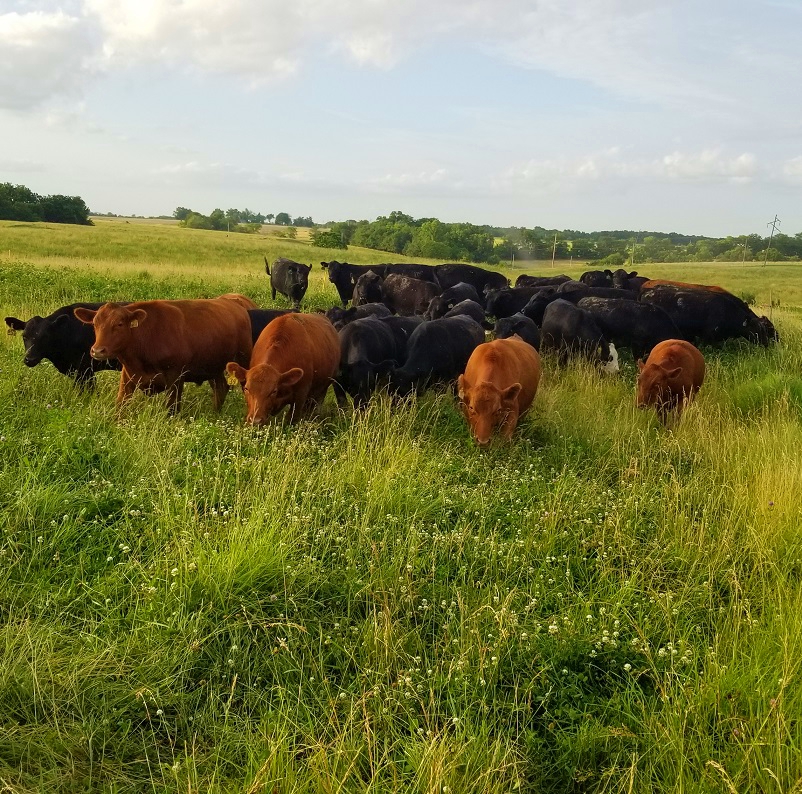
[292,215,314,227]
[275,212,291,226]
[173,207,192,221]
[265,213,275,224]
[208,208,226,231]
[313,229,347,249]
[40,195,91,225]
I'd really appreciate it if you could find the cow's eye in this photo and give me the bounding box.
[243,386,249,393]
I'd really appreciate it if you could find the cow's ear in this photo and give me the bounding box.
[4,317,25,332]
[636,359,645,372]
[502,383,522,403]
[73,307,97,324]
[225,362,247,386]
[663,367,682,380]
[320,262,329,269]
[278,368,304,391]
[457,374,467,402]
[128,308,147,328]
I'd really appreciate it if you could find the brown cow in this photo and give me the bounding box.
[637,338,705,422]
[220,293,259,310]
[74,299,252,414]
[457,337,541,447]
[226,312,340,425]
[639,279,728,295]
[382,274,441,316]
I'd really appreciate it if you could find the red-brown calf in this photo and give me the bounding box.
[74,298,252,414]
[457,337,541,447]
[637,338,705,422]
[226,313,340,425]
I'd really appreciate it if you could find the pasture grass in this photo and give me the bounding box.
[1,220,802,791]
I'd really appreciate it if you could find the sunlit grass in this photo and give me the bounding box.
[1,219,802,791]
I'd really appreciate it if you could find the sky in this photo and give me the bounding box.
[1,0,801,236]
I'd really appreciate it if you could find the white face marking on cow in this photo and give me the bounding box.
[603,343,620,374]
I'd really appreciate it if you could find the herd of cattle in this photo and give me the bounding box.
[3,258,777,443]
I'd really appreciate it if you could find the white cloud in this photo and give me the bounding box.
[502,147,759,191]
[152,160,263,187]
[0,10,96,109]
[782,156,802,184]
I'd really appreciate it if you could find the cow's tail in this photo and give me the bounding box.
[264,257,271,275]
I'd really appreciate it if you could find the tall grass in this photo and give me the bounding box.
[1,221,802,791]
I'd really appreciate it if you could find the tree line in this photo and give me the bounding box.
[0,183,91,225]
[172,207,314,232]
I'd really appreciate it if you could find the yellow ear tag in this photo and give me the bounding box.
[6,328,16,336]
[130,319,139,328]
[225,370,241,387]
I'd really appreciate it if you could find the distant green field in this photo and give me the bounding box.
[1,219,802,792]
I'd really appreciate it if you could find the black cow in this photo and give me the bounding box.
[352,271,384,306]
[388,315,486,396]
[334,317,410,407]
[494,313,541,350]
[325,302,391,330]
[382,274,441,316]
[540,299,618,371]
[523,287,637,325]
[434,264,508,293]
[379,315,424,351]
[321,261,439,307]
[443,299,493,329]
[424,282,481,320]
[264,258,311,308]
[577,297,680,360]
[247,308,297,344]
[579,270,614,288]
[514,274,571,289]
[485,286,544,319]
[611,269,649,292]
[640,286,778,346]
[4,303,122,387]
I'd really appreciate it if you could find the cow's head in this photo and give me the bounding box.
[226,361,304,425]
[636,358,681,409]
[352,271,383,307]
[458,376,521,447]
[5,314,72,367]
[74,303,147,360]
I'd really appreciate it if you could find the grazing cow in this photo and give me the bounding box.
[381,274,441,316]
[443,299,493,329]
[485,286,543,319]
[220,293,259,310]
[74,298,252,414]
[424,282,482,320]
[378,315,424,351]
[639,279,729,295]
[640,285,778,346]
[325,303,391,330]
[226,313,339,425]
[523,287,636,325]
[580,270,614,288]
[321,261,438,307]
[577,297,681,360]
[540,299,618,371]
[352,271,384,306]
[610,270,649,292]
[389,315,486,396]
[458,338,541,446]
[494,313,540,349]
[514,274,571,289]
[5,302,123,388]
[265,258,311,308]
[637,339,705,423]
[434,264,508,293]
[334,316,409,407]
[247,308,297,344]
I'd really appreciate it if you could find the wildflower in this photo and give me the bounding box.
[548,624,559,635]
[624,663,632,672]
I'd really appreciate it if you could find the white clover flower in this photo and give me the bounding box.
[624,663,631,672]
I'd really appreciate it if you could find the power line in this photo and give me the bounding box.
[764,214,781,266]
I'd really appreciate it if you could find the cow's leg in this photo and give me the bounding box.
[271,286,277,301]
[116,369,137,406]
[166,379,184,416]
[209,376,229,411]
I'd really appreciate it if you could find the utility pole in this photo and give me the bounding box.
[764,214,781,266]
[630,238,636,269]
[741,235,749,267]
[551,233,558,268]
